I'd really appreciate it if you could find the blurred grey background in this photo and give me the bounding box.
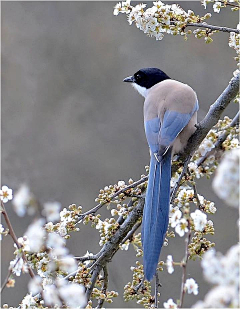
[1,1,239,307]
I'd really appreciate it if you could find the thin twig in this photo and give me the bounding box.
[121,221,141,245]
[77,177,147,223]
[179,221,191,308]
[0,257,20,293]
[154,271,160,308]
[134,279,144,293]
[192,183,203,210]
[86,264,103,301]
[186,22,240,34]
[96,266,109,309]
[73,254,99,262]
[219,0,240,8]
[1,201,35,279]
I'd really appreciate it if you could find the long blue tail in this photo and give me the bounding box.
[142,148,172,281]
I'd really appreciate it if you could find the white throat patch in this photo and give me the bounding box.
[132,83,148,98]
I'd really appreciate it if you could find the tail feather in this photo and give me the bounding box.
[142,148,172,281]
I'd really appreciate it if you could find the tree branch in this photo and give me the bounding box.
[179,221,191,308]
[96,266,109,309]
[86,198,145,300]
[1,201,35,279]
[186,22,240,34]
[77,177,147,223]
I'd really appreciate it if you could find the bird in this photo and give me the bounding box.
[123,68,198,281]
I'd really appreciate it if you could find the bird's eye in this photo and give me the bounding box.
[135,73,141,81]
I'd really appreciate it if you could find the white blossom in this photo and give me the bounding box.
[0,185,13,203]
[163,298,178,309]
[153,1,164,8]
[58,222,68,237]
[28,276,42,295]
[121,242,130,250]
[213,1,221,13]
[194,285,238,308]
[213,149,239,208]
[188,162,201,178]
[169,206,182,228]
[25,219,46,252]
[58,254,78,273]
[59,283,87,308]
[175,218,188,237]
[37,256,51,278]
[118,180,126,188]
[113,2,122,15]
[166,255,174,274]
[12,184,32,217]
[199,138,215,157]
[184,278,198,295]
[45,221,54,232]
[43,284,62,307]
[43,201,61,222]
[191,209,207,231]
[10,257,28,277]
[20,293,36,309]
[47,232,68,257]
[207,220,214,227]
[201,0,208,9]
[208,202,216,213]
[17,236,30,252]
[201,245,239,286]
[60,208,73,224]
[0,224,4,240]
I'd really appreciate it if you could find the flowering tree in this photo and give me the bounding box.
[1,1,239,308]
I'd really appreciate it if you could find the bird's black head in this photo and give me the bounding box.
[123,68,170,89]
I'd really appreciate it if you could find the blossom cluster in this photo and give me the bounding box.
[189,116,239,180]
[114,0,212,41]
[124,261,152,308]
[202,0,240,13]
[194,244,239,308]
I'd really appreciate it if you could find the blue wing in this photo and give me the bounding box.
[145,100,199,156]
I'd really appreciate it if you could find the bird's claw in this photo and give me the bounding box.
[154,153,160,163]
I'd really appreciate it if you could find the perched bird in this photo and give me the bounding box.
[123,68,198,281]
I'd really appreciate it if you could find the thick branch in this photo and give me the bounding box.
[173,72,239,173]
[86,198,145,300]
[186,22,240,34]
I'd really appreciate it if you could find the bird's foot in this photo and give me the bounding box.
[153,152,160,163]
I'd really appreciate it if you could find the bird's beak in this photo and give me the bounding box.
[123,75,135,83]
